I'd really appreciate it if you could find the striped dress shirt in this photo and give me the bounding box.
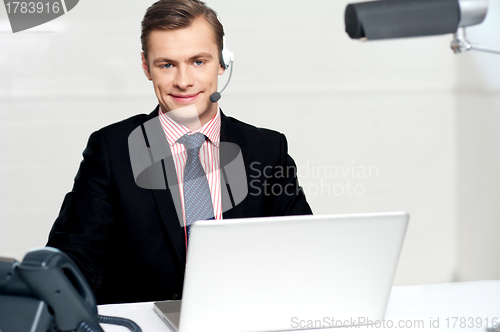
[158,107,222,245]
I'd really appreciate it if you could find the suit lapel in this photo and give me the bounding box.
[220,110,249,219]
[142,107,186,267]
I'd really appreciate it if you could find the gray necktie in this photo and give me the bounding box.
[177,133,215,242]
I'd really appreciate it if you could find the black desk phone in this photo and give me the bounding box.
[0,247,141,332]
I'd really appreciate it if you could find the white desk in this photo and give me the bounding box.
[98,280,500,332]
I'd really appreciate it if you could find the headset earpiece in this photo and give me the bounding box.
[210,10,235,103]
[220,36,234,70]
[212,9,234,70]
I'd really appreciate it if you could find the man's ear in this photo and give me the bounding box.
[218,63,226,75]
[141,52,152,81]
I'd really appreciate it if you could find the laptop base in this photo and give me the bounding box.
[154,300,181,331]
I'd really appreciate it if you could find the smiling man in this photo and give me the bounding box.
[142,16,223,130]
[47,0,312,305]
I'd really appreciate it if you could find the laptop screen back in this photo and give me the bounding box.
[179,212,409,332]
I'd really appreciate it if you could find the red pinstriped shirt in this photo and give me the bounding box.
[158,106,222,246]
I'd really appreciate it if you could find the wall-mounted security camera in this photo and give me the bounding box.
[344,0,500,55]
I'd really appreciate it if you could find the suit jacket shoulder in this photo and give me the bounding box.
[90,112,151,144]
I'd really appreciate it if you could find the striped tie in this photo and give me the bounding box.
[177,133,215,242]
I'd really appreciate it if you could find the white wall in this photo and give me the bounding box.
[455,0,500,281]
[0,0,496,285]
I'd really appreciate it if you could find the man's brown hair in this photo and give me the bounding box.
[141,0,224,66]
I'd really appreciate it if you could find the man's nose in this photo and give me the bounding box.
[174,65,194,90]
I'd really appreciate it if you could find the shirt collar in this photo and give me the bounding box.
[158,105,221,148]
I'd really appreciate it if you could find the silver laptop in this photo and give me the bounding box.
[154,212,409,332]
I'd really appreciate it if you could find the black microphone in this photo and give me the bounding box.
[210,61,233,103]
[210,92,221,103]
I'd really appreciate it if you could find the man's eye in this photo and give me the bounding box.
[194,60,204,66]
[162,64,172,69]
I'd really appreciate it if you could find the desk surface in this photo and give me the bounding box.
[97,280,500,332]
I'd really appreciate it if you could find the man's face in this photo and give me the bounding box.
[141,17,225,128]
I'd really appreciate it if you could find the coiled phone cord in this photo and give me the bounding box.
[77,315,142,332]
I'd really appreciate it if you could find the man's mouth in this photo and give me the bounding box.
[170,93,200,103]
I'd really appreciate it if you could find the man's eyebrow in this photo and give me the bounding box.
[153,57,175,65]
[189,52,213,60]
[152,52,213,65]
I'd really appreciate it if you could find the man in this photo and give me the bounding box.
[47,0,312,305]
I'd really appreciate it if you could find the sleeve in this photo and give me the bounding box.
[270,133,313,216]
[46,130,115,293]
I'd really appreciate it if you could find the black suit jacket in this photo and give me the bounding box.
[47,106,312,304]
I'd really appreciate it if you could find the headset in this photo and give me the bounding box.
[210,11,235,103]
[219,36,234,70]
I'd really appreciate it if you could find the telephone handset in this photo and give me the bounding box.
[0,247,141,332]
